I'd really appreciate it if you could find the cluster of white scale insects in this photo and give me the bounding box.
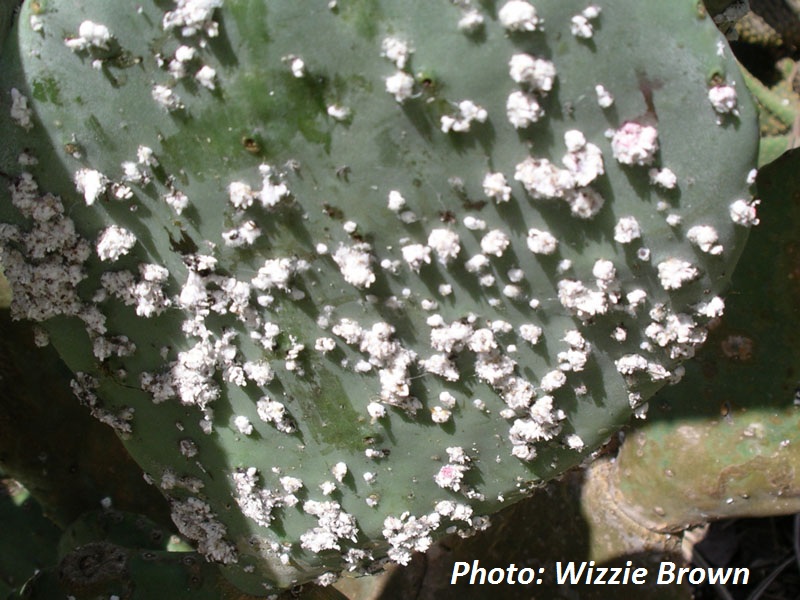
[0,0,761,589]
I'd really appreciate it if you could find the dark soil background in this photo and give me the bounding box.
[692,516,800,599]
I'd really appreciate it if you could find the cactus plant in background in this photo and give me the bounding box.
[0,0,767,595]
[7,503,269,600]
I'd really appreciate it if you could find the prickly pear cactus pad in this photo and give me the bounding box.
[0,0,758,593]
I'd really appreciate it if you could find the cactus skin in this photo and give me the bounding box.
[609,148,800,530]
[11,544,264,600]
[0,310,172,529]
[739,59,800,166]
[0,476,61,594]
[0,501,272,599]
[0,0,758,592]
[8,508,272,600]
[56,509,180,561]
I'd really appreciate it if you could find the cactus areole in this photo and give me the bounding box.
[0,0,759,593]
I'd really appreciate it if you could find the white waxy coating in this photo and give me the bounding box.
[427,229,461,264]
[708,84,738,115]
[730,199,759,226]
[96,226,137,262]
[162,0,223,37]
[482,172,512,202]
[499,1,541,31]
[649,167,678,189]
[175,45,196,63]
[222,221,261,248]
[570,15,592,38]
[614,217,641,244]
[195,65,217,90]
[401,244,432,271]
[611,122,659,166]
[508,54,556,92]
[687,225,723,255]
[234,415,253,435]
[458,9,485,32]
[29,15,43,32]
[333,243,375,288]
[170,498,235,563]
[387,190,406,211]
[557,279,607,319]
[562,130,604,187]
[385,71,415,102]
[381,37,412,69]
[10,89,33,130]
[367,402,386,421]
[565,188,604,219]
[289,57,306,78]
[228,181,254,209]
[595,84,614,108]
[665,214,682,227]
[438,392,457,409]
[571,5,601,38]
[74,169,108,205]
[441,100,487,133]
[65,20,112,51]
[152,85,183,111]
[540,369,566,391]
[526,228,558,255]
[695,296,725,318]
[615,354,648,375]
[506,90,544,128]
[300,501,358,552]
[519,324,543,344]
[315,337,336,353]
[565,434,585,450]
[480,230,510,257]
[431,406,452,423]
[463,216,486,231]
[514,158,573,199]
[327,105,351,121]
[657,258,700,290]
[332,462,348,482]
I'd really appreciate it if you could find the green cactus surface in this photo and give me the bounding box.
[0,497,272,599]
[56,509,180,561]
[11,543,262,600]
[610,148,800,531]
[0,0,759,592]
[0,309,174,530]
[0,476,61,594]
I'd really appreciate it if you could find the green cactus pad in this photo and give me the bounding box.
[5,506,270,600]
[0,477,61,594]
[610,148,800,530]
[10,543,263,600]
[0,309,173,529]
[0,0,758,592]
[56,510,177,560]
